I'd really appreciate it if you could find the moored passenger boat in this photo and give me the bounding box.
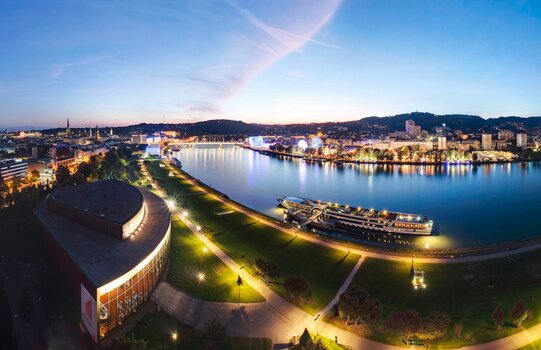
[278,196,433,235]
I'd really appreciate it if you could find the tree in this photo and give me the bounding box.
[387,309,422,339]
[254,258,281,284]
[417,312,451,341]
[491,306,504,330]
[236,275,243,308]
[338,286,381,324]
[202,317,227,350]
[284,276,309,300]
[30,169,40,181]
[298,328,314,348]
[55,165,71,187]
[511,300,530,327]
[100,148,127,180]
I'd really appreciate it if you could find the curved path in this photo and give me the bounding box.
[144,160,541,349]
[142,160,398,349]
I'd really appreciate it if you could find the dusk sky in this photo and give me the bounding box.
[1,0,541,128]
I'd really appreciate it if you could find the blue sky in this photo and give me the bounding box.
[1,0,541,128]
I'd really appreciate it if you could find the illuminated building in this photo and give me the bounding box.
[437,136,447,150]
[517,134,527,148]
[131,134,148,144]
[481,134,492,150]
[35,180,171,344]
[0,158,28,181]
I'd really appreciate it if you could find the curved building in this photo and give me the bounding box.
[35,180,171,343]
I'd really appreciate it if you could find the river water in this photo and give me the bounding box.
[171,145,541,248]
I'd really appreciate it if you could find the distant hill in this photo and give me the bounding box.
[36,112,541,136]
[358,112,487,132]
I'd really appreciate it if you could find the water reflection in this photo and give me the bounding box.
[171,146,541,248]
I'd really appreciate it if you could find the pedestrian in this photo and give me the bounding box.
[335,335,338,343]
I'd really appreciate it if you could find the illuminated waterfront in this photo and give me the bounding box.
[172,145,541,248]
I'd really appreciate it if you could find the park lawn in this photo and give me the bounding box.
[344,254,541,348]
[127,309,272,350]
[519,339,541,350]
[148,160,360,314]
[167,218,264,303]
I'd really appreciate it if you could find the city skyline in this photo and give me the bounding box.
[2,0,541,128]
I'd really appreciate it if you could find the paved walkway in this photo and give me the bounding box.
[145,161,541,349]
[317,256,365,318]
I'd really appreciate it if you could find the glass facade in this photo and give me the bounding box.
[97,235,169,339]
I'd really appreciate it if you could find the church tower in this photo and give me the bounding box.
[66,118,70,135]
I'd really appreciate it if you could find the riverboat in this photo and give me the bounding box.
[278,196,433,235]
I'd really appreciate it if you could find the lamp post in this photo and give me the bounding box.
[236,275,243,309]
[314,313,321,336]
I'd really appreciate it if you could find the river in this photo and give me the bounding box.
[171,145,541,248]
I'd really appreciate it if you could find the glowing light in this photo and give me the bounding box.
[197,272,206,282]
[172,332,178,341]
[166,199,176,211]
[425,243,430,249]
[196,225,201,232]
[203,247,208,254]
[297,140,308,150]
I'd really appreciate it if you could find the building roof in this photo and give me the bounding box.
[35,182,170,289]
[49,180,143,225]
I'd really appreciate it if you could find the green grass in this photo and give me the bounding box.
[147,160,359,314]
[167,218,264,303]
[127,309,272,350]
[343,254,541,348]
[291,333,348,350]
[519,339,541,350]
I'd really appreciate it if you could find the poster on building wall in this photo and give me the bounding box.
[80,284,97,343]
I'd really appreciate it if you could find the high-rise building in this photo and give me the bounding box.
[482,134,492,150]
[405,119,421,137]
[405,119,415,134]
[95,125,100,141]
[517,134,528,148]
[498,130,514,140]
[437,136,447,150]
[131,135,147,144]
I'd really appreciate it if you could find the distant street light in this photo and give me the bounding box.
[197,272,206,282]
[171,332,178,341]
[166,199,176,211]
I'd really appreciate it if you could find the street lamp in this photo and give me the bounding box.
[171,332,178,341]
[314,314,321,336]
[197,272,206,282]
[166,199,176,211]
